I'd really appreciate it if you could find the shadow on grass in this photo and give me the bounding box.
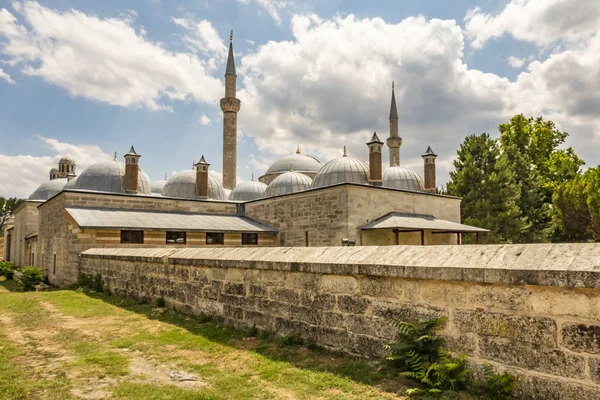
[0,277,21,292]
[78,289,409,396]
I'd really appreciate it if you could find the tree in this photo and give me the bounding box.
[0,197,23,236]
[447,133,524,243]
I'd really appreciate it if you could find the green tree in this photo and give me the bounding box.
[447,133,524,243]
[0,196,23,236]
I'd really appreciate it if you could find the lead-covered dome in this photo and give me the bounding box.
[264,171,313,197]
[68,160,151,194]
[59,156,75,165]
[382,166,425,192]
[161,170,225,200]
[312,149,369,188]
[150,178,168,195]
[28,178,68,200]
[229,177,267,201]
[259,149,321,184]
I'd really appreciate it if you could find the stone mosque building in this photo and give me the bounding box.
[3,33,486,286]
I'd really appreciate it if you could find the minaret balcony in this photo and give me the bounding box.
[386,137,402,148]
[220,97,241,113]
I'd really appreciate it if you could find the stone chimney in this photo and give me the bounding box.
[367,132,383,184]
[195,155,210,199]
[124,146,141,194]
[422,146,437,192]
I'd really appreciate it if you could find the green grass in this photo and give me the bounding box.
[113,383,221,400]
[70,341,130,377]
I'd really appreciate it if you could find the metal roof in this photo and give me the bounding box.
[264,153,321,176]
[265,171,313,197]
[65,207,278,233]
[361,212,489,233]
[382,166,425,192]
[312,153,369,188]
[28,178,68,200]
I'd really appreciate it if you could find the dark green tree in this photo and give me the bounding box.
[0,196,23,236]
[447,133,524,243]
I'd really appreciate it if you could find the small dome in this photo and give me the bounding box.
[312,150,369,188]
[150,179,167,195]
[382,166,425,192]
[59,156,75,165]
[68,160,151,194]
[49,167,58,174]
[161,170,225,200]
[28,178,68,200]
[264,171,313,197]
[229,179,268,201]
[265,153,321,176]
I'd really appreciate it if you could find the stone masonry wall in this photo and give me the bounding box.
[80,244,600,399]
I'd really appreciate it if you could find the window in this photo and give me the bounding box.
[242,233,258,245]
[53,253,56,275]
[206,232,224,245]
[121,230,144,244]
[166,231,186,244]
[30,252,34,266]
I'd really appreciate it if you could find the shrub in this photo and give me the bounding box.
[278,334,304,347]
[19,266,43,291]
[472,364,519,400]
[155,297,166,308]
[0,261,17,279]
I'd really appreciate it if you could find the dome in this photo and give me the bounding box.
[49,167,58,174]
[229,178,267,201]
[59,156,75,165]
[68,160,151,194]
[28,178,68,200]
[64,175,78,189]
[265,153,321,176]
[161,170,226,200]
[150,179,167,195]
[382,166,425,192]
[312,150,369,188]
[264,171,313,197]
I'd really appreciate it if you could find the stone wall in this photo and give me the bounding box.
[0,236,4,261]
[80,244,600,399]
[10,201,41,267]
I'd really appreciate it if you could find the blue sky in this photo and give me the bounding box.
[1,0,599,198]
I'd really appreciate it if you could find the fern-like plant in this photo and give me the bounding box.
[471,364,519,400]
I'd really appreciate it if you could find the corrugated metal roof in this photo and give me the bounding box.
[65,207,278,233]
[361,212,488,233]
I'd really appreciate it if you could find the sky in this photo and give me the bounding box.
[1,0,599,198]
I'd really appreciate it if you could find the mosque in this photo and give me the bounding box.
[3,33,486,286]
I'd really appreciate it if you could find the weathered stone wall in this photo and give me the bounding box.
[10,201,41,267]
[0,236,4,261]
[80,244,600,399]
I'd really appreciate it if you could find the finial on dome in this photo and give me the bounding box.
[251,173,255,181]
[290,163,294,172]
[113,152,117,161]
[192,160,195,169]
[296,145,301,154]
[392,81,394,89]
[164,173,167,180]
[230,30,233,42]
[343,146,347,157]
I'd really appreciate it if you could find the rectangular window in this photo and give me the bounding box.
[121,230,144,244]
[206,232,224,245]
[166,231,186,244]
[30,252,34,266]
[53,253,56,275]
[242,233,258,245]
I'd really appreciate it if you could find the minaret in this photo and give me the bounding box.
[367,132,383,184]
[124,146,141,194]
[195,155,210,199]
[220,30,241,190]
[386,81,402,167]
[422,146,437,192]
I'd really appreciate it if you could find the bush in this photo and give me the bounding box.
[155,297,166,308]
[472,364,520,400]
[0,261,18,279]
[19,266,43,291]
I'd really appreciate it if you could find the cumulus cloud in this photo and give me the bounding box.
[0,1,223,111]
[0,137,111,198]
[199,113,211,125]
[464,0,600,49]
[507,56,525,68]
[237,0,293,25]
[171,17,226,59]
[0,67,15,84]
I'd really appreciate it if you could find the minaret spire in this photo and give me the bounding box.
[386,81,402,167]
[221,30,241,190]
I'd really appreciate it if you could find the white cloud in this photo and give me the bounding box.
[0,137,111,198]
[0,2,223,111]
[199,113,211,125]
[464,0,600,49]
[0,67,15,84]
[507,56,525,68]
[237,0,293,25]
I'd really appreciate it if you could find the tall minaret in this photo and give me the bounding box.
[386,81,402,167]
[220,30,241,190]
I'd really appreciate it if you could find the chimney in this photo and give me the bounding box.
[367,132,383,184]
[422,146,437,192]
[195,155,210,199]
[124,146,141,194]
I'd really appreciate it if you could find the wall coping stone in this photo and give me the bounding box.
[80,244,600,289]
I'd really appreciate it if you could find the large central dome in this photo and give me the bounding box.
[66,160,151,195]
[161,170,226,200]
[312,149,369,188]
[259,149,321,185]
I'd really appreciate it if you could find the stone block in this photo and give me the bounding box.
[320,275,358,294]
[274,317,309,337]
[321,312,346,329]
[479,337,585,379]
[337,295,370,314]
[590,357,600,385]
[257,299,290,317]
[466,284,530,310]
[454,310,556,347]
[249,284,267,298]
[224,282,246,296]
[353,334,387,358]
[245,310,274,330]
[287,272,320,291]
[345,315,396,340]
[359,277,403,299]
[299,292,336,311]
[226,268,244,282]
[289,305,322,326]
[220,294,254,309]
[307,326,353,350]
[223,305,244,321]
[517,375,600,400]
[441,334,478,356]
[561,323,600,354]
[202,281,222,300]
[269,287,300,304]
[371,300,447,323]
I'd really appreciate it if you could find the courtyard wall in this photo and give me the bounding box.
[80,244,600,399]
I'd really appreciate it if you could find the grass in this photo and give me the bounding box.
[0,277,478,399]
